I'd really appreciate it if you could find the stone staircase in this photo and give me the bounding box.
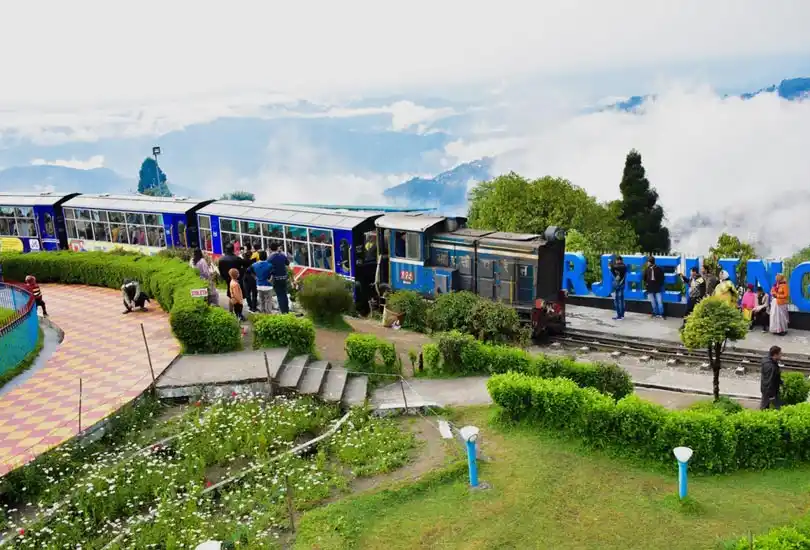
[155,348,368,408]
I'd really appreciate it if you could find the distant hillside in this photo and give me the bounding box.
[383,158,493,209]
[602,77,810,112]
[0,165,133,194]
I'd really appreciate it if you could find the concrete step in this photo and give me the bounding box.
[263,349,288,380]
[278,355,308,389]
[298,360,331,395]
[321,365,349,403]
[342,375,369,408]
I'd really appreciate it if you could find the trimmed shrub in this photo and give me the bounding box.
[422,343,440,372]
[0,251,240,353]
[426,334,633,400]
[781,372,810,405]
[468,299,524,344]
[426,291,478,334]
[726,517,810,549]
[385,290,429,331]
[344,333,402,376]
[687,396,744,415]
[253,313,316,356]
[488,372,810,474]
[296,273,353,322]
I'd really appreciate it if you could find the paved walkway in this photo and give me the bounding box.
[372,363,761,410]
[0,285,179,475]
[567,305,810,355]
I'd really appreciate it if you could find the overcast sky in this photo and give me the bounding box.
[3,0,810,106]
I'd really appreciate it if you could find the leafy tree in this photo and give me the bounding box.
[468,172,638,252]
[138,158,171,197]
[706,233,757,283]
[618,149,670,253]
[681,297,749,400]
[220,191,256,201]
[785,245,810,300]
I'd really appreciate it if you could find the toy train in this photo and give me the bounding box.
[0,192,566,335]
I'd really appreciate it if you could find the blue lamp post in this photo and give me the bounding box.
[460,425,480,487]
[673,446,693,499]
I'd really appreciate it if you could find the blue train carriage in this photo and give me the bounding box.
[196,201,382,305]
[376,212,567,334]
[0,191,80,252]
[60,194,214,254]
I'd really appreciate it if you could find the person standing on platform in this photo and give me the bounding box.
[228,268,245,321]
[680,267,705,329]
[192,248,218,306]
[268,242,291,314]
[643,256,665,319]
[769,274,790,335]
[250,250,274,313]
[609,255,627,320]
[703,265,719,297]
[760,345,783,409]
[714,270,738,306]
[241,243,258,313]
[218,243,244,312]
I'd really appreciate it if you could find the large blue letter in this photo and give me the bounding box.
[562,252,589,296]
[590,254,614,298]
[789,262,810,312]
[683,256,700,277]
[623,255,646,300]
[718,258,741,285]
[655,255,683,303]
[746,259,783,292]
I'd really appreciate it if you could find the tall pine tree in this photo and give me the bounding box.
[138,157,172,197]
[618,149,670,253]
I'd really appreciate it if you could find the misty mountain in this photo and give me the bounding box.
[603,77,810,112]
[383,158,493,210]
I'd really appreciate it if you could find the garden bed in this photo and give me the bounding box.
[1,394,419,548]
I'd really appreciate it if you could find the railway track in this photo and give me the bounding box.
[548,329,810,373]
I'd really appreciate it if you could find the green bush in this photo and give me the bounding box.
[0,251,240,353]
[726,517,810,549]
[344,333,402,376]
[687,396,744,414]
[253,313,316,356]
[781,372,810,405]
[468,298,525,344]
[488,372,810,474]
[296,273,353,322]
[426,291,478,334]
[385,290,429,331]
[426,334,633,400]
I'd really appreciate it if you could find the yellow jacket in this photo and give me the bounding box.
[713,280,737,305]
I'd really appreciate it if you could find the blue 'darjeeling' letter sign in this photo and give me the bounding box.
[562,253,810,312]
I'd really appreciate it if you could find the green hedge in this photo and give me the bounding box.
[488,372,810,473]
[345,333,402,376]
[426,331,633,400]
[781,372,810,405]
[385,290,429,331]
[253,313,316,356]
[296,273,353,322]
[0,251,240,354]
[726,517,810,549]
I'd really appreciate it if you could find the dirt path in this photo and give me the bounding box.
[315,317,433,376]
[350,415,455,494]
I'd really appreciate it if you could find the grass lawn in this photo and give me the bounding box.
[295,406,810,550]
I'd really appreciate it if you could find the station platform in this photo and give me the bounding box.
[566,305,810,356]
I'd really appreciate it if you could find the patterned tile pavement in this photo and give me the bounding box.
[0,284,180,476]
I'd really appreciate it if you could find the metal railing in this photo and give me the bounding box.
[0,283,39,375]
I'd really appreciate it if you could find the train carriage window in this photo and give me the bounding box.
[241,220,261,236]
[110,223,128,244]
[433,249,450,267]
[308,228,333,246]
[311,244,333,270]
[92,222,110,242]
[90,210,108,222]
[177,221,188,247]
[290,241,310,267]
[108,211,125,224]
[146,226,166,247]
[1,206,15,216]
[393,231,421,261]
[77,209,92,221]
[285,225,308,242]
[144,213,162,227]
[126,212,143,226]
[44,213,55,236]
[75,220,93,240]
[0,218,11,236]
[263,237,284,253]
[262,223,284,239]
[15,207,33,218]
[199,215,211,230]
[220,218,239,233]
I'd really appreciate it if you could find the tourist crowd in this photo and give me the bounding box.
[609,255,791,336]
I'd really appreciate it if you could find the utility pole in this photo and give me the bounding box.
[152,146,162,193]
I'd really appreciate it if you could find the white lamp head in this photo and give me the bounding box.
[673,446,693,463]
[459,425,480,443]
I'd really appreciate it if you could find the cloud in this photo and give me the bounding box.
[30,155,105,170]
[2,1,809,106]
[451,86,810,257]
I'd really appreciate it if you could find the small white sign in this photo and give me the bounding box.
[190,288,209,298]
